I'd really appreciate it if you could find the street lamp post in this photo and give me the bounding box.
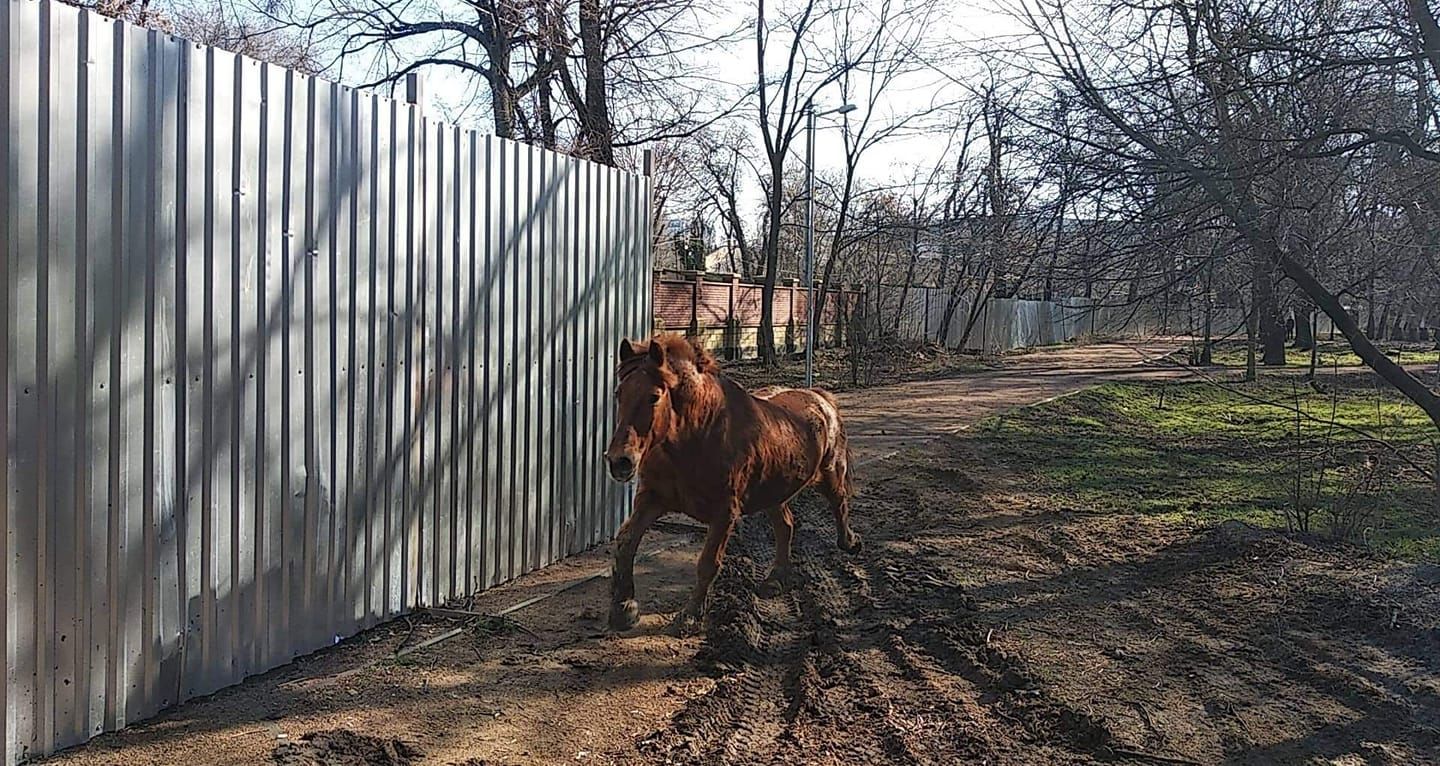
[805,102,856,388]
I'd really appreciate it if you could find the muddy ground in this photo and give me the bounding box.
[633,435,1440,765]
[40,341,1440,765]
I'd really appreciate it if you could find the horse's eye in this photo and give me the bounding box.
[649,392,662,404]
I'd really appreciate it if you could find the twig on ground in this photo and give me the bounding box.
[424,608,543,639]
[395,615,419,653]
[392,536,699,659]
[1110,746,1204,766]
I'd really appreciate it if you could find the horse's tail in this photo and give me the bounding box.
[811,388,855,499]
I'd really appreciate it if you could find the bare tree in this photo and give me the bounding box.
[298,0,556,140]
[287,0,731,163]
[172,2,325,73]
[554,0,739,162]
[750,0,885,364]
[1018,0,1440,430]
[690,128,762,277]
[59,0,167,26]
[809,0,949,328]
[59,0,322,71]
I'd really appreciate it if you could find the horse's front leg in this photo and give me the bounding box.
[610,489,664,631]
[669,507,739,636]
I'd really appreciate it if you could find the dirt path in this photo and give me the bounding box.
[837,340,1184,465]
[637,433,1440,765]
[636,448,1125,765]
[40,340,1192,766]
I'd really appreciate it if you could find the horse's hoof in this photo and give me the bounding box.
[666,610,701,637]
[840,532,863,554]
[757,573,788,598]
[609,599,640,632]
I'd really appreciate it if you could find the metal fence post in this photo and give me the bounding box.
[404,72,425,112]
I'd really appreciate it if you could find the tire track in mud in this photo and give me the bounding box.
[630,475,1146,765]
[644,522,806,763]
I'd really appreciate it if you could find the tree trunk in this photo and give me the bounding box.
[891,225,921,334]
[813,168,858,327]
[578,0,615,165]
[1253,259,1287,365]
[757,162,786,365]
[814,247,841,339]
[956,279,994,352]
[1307,312,1320,380]
[939,282,965,347]
[530,0,559,149]
[488,44,517,140]
[1365,275,1377,337]
[1198,255,1214,365]
[1245,298,1258,382]
[534,70,556,150]
[1293,303,1315,350]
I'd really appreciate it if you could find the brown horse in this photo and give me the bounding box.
[603,333,862,634]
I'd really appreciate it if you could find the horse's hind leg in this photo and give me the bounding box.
[820,446,862,554]
[757,503,794,597]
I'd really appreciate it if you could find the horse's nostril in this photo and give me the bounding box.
[612,456,634,474]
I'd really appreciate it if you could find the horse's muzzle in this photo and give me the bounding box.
[606,454,636,483]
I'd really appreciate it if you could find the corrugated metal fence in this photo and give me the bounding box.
[887,287,1160,352]
[1,0,651,761]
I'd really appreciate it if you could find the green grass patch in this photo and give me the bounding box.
[1206,340,1440,369]
[969,377,1440,560]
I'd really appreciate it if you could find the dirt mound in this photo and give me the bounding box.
[272,730,423,766]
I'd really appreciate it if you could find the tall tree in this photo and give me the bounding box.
[289,0,729,162]
[809,0,947,328]
[750,0,883,364]
[1019,0,1440,429]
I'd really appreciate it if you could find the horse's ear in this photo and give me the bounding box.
[648,338,667,366]
[618,338,640,362]
[687,336,718,374]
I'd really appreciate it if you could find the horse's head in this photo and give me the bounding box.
[605,337,677,482]
[605,334,716,482]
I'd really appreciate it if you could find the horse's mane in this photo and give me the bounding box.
[657,333,720,378]
[619,333,719,384]
[619,334,729,424]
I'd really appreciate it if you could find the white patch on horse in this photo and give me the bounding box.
[752,386,788,401]
[804,390,842,457]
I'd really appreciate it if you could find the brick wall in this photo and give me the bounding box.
[652,271,864,358]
